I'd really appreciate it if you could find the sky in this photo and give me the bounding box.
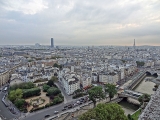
[0,0,160,46]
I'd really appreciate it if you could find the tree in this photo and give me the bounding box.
[47,80,54,87]
[14,99,26,109]
[47,87,61,96]
[136,61,145,67]
[79,109,96,120]
[53,63,62,69]
[23,88,41,98]
[8,89,23,102]
[50,76,58,82]
[88,86,105,108]
[53,63,59,68]
[54,72,58,76]
[43,84,50,92]
[138,93,150,106]
[128,114,134,120]
[79,103,128,120]
[105,83,117,101]
[10,82,35,90]
[74,89,82,95]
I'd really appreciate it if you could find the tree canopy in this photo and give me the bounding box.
[47,87,61,96]
[88,86,105,107]
[53,63,62,69]
[50,76,58,82]
[79,103,128,120]
[8,89,23,102]
[105,83,117,101]
[138,93,150,105]
[136,61,145,67]
[23,88,41,98]
[14,99,26,109]
[43,84,50,92]
[10,82,35,90]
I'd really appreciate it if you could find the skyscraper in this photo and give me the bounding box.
[133,39,135,50]
[51,38,54,48]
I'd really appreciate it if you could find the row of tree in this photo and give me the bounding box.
[23,88,41,98]
[10,82,35,91]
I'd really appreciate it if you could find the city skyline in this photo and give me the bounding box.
[0,0,160,46]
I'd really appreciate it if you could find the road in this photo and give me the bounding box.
[0,86,19,120]
[55,82,73,103]
[23,96,87,120]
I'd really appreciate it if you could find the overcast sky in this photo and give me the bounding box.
[0,0,160,46]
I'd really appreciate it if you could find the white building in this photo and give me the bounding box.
[62,73,80,95]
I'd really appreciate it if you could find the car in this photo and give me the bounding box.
[73,103,78,106]
[81,98,85,101]
[54,111,59,114]
[83,99,87,103]
[62,108,66,111]
[44,114,50,118]
[77,100,80,104]
[79,99,83,102]
[68,104,72,108]
[79,102,82,105]
[64,105,68,108]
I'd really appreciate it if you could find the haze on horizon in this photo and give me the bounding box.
[0,0,160,46]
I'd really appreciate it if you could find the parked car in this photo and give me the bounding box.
[77,100,80,104]
[73,103,78,106]
[62,108,66,111]
[44,114,50,118]
[68,104,72,108]
[64,105,68,108]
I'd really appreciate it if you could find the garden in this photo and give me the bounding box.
[8,77,64,113]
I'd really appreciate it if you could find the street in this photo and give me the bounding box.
[55,82,73,103]
[23,96,87,120]
[0,86,19,120]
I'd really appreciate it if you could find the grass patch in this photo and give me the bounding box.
[131,109,141,120]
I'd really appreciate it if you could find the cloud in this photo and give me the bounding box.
[0,0,160,45]
[0,0,48,15]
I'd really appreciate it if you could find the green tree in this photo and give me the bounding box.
[50,76,58,82]
[8,89,23,102]
[128,114,134,120]
[74,89,82,95]
[79,109,96,120]
[14,99,26,109]
[79,103,128,120]
[88,86,105,108]
[47,87,61,96]
[105,83,117,101]
[23,88,41,98]
[138,93,150,105]
[43,84,50,92]
[10,82,35,91]
[47,80,54,87]
[53,96,62,104]
[53,63,59,68]
[136,61,145,67]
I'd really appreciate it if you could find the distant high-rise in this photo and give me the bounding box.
[51,38,54,48]
[133,39,136,50]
